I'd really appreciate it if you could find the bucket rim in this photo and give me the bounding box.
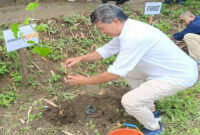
[108,128,143,135]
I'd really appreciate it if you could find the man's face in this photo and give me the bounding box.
[95,19,122,38]
[180,15,194,26]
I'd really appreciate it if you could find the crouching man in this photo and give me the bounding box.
[65,4,198,135]
[173,11,200,65]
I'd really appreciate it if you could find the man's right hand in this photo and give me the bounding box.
[65,57,82,70]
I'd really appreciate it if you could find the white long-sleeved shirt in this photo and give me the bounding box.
[96,19,198,87]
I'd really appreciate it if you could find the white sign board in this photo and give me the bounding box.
[3,24,39,52]
[144,2,162,15]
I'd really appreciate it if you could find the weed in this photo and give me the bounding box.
[0,91,16,107]
[37,112,43,119]
[49,73,61,83]
[153,20,171,32]
[29,114,35,122]
[0,62,8,75]
[10,72,22,87]
[19,126,30,134]
[85,120,96,130]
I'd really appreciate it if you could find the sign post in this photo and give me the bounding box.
[19,48,29,84]
[144,2,162,25]
[3,24,39,85]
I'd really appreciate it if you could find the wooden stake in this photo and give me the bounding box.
[148,15,154,25]
[19,48,29,84]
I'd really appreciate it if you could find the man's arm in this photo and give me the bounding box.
[67,72,120,85]
[79,51,103,62]
[65,51,102,68]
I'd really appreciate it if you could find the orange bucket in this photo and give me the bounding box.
[108,128,143,135]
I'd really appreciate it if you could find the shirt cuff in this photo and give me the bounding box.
[96,48,110,59]
[107,66,127,77]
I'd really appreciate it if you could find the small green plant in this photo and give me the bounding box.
[50,73,61,83]
[19,105,24,111]
[10,0,51,58]
[102,55,116,66]
[154,20,171,32]
[37,112,43,119]
[10,72,22,86]
[0,91,16,107]
[29,114,35,122]
[85,120,96,130]
[0,62,8,75]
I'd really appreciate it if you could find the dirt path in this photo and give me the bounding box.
[0,0,147,26]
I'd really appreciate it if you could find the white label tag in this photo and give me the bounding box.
[144,2,162,15]
[3,24,39,52]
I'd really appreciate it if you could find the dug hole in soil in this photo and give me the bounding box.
[42,86,137,134]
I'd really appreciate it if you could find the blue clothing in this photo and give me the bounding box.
[165,0,184,4]
[173,16,200,40]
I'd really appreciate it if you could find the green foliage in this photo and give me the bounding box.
[0,30,4,40]
[50,73,61,83]
[27,40,35,44]
[9,0,52,59]
[156,82,200,135]
[11,23,20,39]
[23,17,31,25]
[85,120,96,129]
[35,23,48,32]
[29,114,35,122]
[25,0,39,11]
[161,7,173,15]
[10,72,22,86]
[102,56,116,66]
[0,62,8,75]
[0,91,16,107]
[33,46,52,57]
[63,16,77,24]
[75,37,94,48]
[154,20,171,32]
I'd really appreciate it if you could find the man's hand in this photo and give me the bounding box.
[65,57,82,69]
[67,74,88,85]
[67,72,119,86]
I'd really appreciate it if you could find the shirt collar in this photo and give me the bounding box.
[119,18,130,39]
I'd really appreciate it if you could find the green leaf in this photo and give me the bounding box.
[33,46,52,57]
[0,30,4,40]
[26,2,39,11]
[23,17,31,25]
[27,40,35,44]
[11,23,20,39]
[35,23,48,32]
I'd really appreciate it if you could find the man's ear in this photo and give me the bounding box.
[113,18,121,24]
[189,15,195,21]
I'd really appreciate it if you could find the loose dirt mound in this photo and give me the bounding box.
[43,87,138,134]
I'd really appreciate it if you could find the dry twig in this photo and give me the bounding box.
[40,98,58,108]
[62,130,75,135]
[26,106,32,125]
[31,60,43,72]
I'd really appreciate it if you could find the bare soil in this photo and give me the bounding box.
[42,87,137,135]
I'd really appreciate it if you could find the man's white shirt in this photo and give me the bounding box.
[96,19,198,87]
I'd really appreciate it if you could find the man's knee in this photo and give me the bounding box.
[121,92,140,109]
[183,33,196,41]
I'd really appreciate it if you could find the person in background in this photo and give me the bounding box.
[164,0,184,5]
[65,4,198,135]
[101,0,129,5]
[173,11,200,65]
